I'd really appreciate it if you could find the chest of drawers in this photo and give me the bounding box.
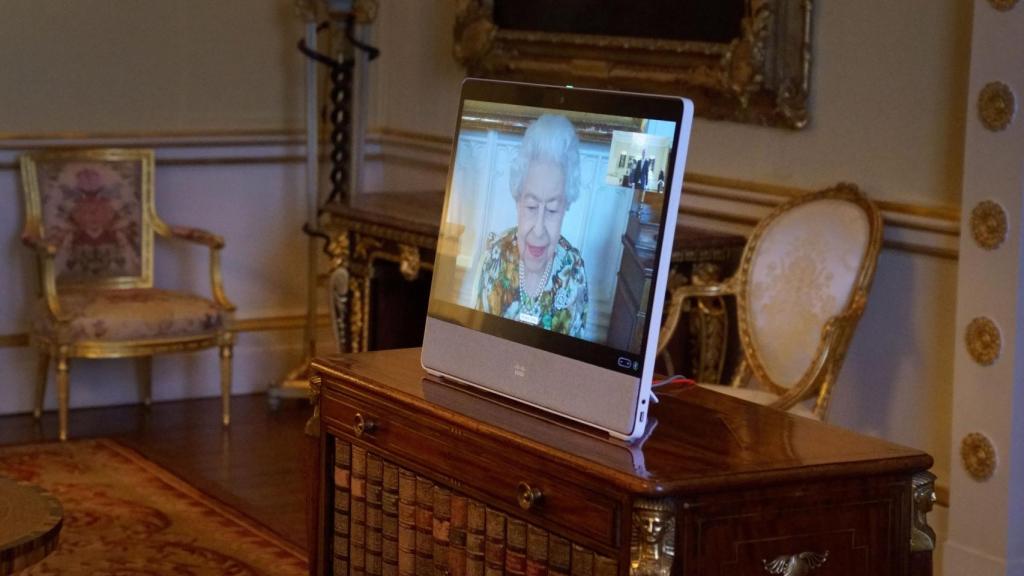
[309,348,934,576]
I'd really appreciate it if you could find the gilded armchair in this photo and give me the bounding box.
[20,148,236,440]
[658,184,882,420]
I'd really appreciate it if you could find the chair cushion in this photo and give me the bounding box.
[698,383,819,419]
[34,289,223,342]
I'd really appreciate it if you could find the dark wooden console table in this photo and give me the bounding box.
[321,192,745,382]
[307,348,936,576]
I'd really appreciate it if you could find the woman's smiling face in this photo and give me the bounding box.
[516,159,566,275]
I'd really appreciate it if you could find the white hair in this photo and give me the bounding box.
[508,114,581,207]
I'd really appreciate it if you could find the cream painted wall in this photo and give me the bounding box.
[0,1,305,135]
[0,1,317,416]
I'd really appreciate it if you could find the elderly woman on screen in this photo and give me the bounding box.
[476,114,589,338]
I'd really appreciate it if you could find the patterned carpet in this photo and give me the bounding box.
[0,439,307,575]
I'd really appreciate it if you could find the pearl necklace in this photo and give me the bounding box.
[518,251,554,304]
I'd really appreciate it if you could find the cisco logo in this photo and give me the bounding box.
[513,363,526,378]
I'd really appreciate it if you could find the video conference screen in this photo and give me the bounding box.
[429,99,679,374]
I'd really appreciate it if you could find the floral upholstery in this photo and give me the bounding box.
[34,289,223,342]
[34,159,145,283]
[745,199,870,388]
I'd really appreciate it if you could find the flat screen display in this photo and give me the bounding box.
[428,81,683,378]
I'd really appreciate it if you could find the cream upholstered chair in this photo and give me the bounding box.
[658,183,882,420]
[20,149,235,440]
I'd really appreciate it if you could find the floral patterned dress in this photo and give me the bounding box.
[476,228,589,338]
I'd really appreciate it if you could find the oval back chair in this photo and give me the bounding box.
[658,183,883,420]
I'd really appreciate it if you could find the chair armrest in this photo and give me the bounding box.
[159,224,225,249]
[656,275,739,355]
[155,221,235,311]
[21,232,68,321]
[21,231,58,257]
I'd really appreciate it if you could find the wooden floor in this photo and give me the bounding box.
[0,393,312,551]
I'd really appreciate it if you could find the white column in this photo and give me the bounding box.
[944,1,1024,575]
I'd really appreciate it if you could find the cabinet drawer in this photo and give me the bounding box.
[322,387,622,550]
[681,481,910,575]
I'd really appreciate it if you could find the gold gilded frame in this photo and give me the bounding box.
[658,184,882,419]
[20,148,236,440]
[454,0,814,129]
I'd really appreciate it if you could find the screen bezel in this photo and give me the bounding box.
[427,79,686,377]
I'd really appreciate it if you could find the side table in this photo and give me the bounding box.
[0,477,63,574]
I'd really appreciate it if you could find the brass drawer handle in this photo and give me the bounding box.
[353,413,377,437]
[763,550,828,575]
[517,481,543,510]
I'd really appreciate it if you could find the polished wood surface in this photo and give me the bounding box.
[322,191,446,238]
[0,477,62,574]
[313,348,934,575]
[0,394,309,551]
[315,348,931,494]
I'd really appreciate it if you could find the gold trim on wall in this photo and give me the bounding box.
[877,241,958,261]
[961,432,998,481]
[978,81,1016,132]
[157,156,305,167]
[365,129,963,224]
[0,128,303,148]
[362,153,451,174]
[970,200,1009,250]
[374,127,453,147]
[232,313,331,332]
[965,316,1002,366]
[2,128,963,260]
[684,173,961,222]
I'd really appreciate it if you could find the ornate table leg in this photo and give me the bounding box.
[326,230,359,354]
[350,233,383,353]
[688,262,730,384]
[305,374,324,575]
[910,471,937,576]
[631,498,675,576]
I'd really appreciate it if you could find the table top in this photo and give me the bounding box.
[320,191,746,262]
[0,477,63,574]
[314,348,933,495]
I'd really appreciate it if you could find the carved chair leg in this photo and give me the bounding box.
[220,340,233,427]
[34,350,50,419]
[56,348,70,442]
[137,356,153,407]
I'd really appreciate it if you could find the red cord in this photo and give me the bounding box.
[653,375,697,388]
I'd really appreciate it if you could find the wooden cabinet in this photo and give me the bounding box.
[309,348,935,576]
